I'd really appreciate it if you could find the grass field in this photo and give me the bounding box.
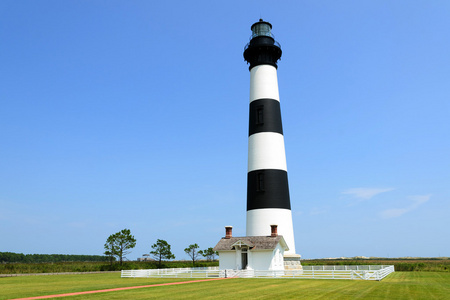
[1,272,449,299]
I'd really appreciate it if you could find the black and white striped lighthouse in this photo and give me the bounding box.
[244,19,299,258]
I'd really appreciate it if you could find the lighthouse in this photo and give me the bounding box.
[244,19,299,262]
[213,19,300,271]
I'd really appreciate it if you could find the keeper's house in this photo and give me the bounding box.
[213,225,288,271]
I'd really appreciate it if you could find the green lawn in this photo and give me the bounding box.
[1,272,449,299]
[0,274,197,299]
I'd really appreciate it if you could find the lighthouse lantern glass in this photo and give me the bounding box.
[251,23,273,39]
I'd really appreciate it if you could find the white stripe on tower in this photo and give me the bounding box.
[244,19,297,255]
[248,132,287,172]
[250,65,280,101]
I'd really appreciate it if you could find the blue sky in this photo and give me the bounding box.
[1,1,449,260]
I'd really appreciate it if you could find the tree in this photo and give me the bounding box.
[150,239,175,268]
[104,228,136,265]
[199,247,218,262]
[184,243,201,267]
[104,240,115,266]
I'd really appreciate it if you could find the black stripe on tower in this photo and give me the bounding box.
[249,99,283,136]
[247,169,291,210]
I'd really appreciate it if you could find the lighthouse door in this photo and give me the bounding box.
[241,248,248,269]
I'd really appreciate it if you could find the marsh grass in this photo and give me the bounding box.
[0,260,219,274]
[1,258,448,275]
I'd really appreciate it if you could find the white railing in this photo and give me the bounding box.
[303,265,389,271]
[121,267,220,279]
[250,265,394,281]
[121,265,394,281]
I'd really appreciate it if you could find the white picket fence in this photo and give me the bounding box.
[241,265,395,281]
[121,265,394,281]
[121,267,221,279]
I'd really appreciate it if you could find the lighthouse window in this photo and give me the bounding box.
[257,172,265,192]
[256,105,264,125]
[252,23,271,38]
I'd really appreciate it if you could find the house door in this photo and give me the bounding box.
[241,252,248,269]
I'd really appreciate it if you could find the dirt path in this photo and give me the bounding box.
[11,277,231,300]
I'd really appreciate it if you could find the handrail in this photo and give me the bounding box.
[244,40,281,52]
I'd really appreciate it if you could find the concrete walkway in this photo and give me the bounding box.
[11,277,230,300]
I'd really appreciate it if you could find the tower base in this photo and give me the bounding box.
[284,254,302,270]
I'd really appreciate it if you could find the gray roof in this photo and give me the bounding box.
[213,236,289,252]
